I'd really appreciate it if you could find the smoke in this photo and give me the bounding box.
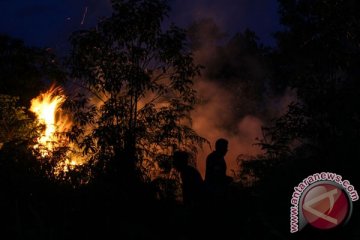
[192,80,264,177]
[169,0,280,46]
[189,19,296,177]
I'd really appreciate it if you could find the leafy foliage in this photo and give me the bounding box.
[0,95,38,149]
[66,0,206,182]
[259,0,360,177]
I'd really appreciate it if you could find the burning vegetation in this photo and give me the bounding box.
[30,86,87,178]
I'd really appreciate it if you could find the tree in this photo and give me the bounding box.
[0,35,61,183]
[261,0,360,176]
[0,34,65,107]
[0,95,37,149]
[67,0,206,184]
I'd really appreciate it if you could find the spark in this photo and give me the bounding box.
[81,6,88,25]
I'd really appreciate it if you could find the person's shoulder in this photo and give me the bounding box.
[207,151,219,161]
[207,151,217,159]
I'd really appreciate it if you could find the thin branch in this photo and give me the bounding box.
[69,79,106,103]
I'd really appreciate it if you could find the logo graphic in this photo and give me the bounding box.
[290,172,358,233]
[302,183,350,229]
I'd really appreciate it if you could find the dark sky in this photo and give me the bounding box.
[0,0,281,52]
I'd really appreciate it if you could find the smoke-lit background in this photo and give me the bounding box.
[0,0,284,176]
[187,17,296,176]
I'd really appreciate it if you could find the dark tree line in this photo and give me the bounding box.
[248,1,360,238]
[261,0,360,180]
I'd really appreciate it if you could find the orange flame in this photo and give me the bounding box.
[30,86,69,154]
[30,86,85,174]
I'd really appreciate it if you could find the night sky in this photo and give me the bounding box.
[0,0,281,51]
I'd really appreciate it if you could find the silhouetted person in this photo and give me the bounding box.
[173,151,204,208]
[204,138,233,204]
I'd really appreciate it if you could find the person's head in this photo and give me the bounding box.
[215,138,228,156]
[173,151,189,172]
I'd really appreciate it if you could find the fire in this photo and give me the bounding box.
[30,86,68,154]
[30,86,85,174]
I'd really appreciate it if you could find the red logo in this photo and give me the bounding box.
[302,183,350,230]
